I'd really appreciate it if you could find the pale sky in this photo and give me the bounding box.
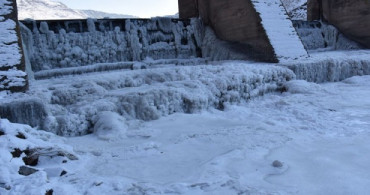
[57,0,179,18]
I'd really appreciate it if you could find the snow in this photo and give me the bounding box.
[2,0,370,193]
[2,75,370,194]
[0,19,20,68]
[0,68,27,88]
[252,0,308,62]
[0,0,13,16]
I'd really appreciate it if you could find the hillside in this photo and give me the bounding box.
[17,0,135,20]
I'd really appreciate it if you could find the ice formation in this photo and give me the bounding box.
[293,20,363,51]
[284,50,370,83]
[0,63,295,136]
[201,27,253,61]
[20,18,202,73]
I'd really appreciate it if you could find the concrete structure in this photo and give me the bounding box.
[178,0,308,62]
[0,0,27,92]
[307,0,370,48]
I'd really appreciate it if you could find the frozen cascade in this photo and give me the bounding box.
[0,98,48,129]
[293,21,362,51]
[20,18,203,73]
[20,22,35,80]
[201,27,253,61]
[0,64,294,136]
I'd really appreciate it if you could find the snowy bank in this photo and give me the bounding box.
[1,63,294,136]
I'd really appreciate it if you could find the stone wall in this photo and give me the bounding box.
[307,0,370,48]
[0,0,27,92]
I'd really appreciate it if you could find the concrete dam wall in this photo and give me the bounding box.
[20,18,203,76]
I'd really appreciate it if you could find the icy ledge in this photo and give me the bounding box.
[1,63,294,136]
[283,50,370,83]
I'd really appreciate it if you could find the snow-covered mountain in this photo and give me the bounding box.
[78,10,135,19]
[17,0,135,20]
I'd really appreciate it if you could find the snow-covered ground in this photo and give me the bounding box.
[1,73,370,194]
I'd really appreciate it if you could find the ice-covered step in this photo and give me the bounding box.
[252,0,308,62]
[33,58,207,80]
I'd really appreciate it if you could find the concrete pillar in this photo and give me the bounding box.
[0,0,28,92]
[307,0,322,21]
[178,0,199,19]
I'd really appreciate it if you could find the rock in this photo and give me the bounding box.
[22,153,39,166]
[272,160,283,168]
[11,148,23,158]
[45,189,53,195]
[0,183,11,190]
[60,170,67,176]
[16,132,26,139]
[0,130,4,136]
[18,166,38,176]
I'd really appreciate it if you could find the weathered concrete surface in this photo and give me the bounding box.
[0,0,28,92]
[179,0,277,62]
[308,0,370,48]
[307,0,321,21]
[178,0,198,19]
